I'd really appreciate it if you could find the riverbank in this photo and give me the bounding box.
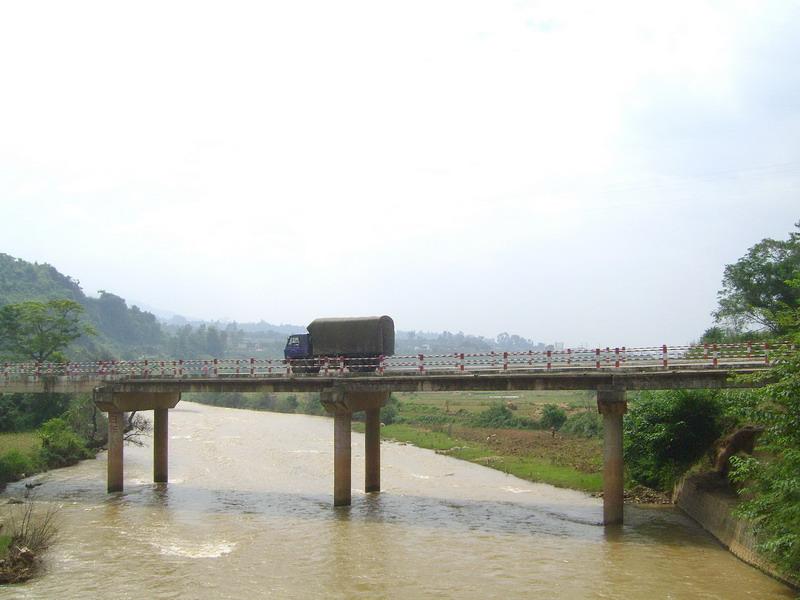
[354,422,604,492]
[674,472,800,591]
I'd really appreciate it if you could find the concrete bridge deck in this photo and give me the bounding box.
[0,344,783,526]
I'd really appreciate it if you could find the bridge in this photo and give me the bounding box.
[0,342,784,526]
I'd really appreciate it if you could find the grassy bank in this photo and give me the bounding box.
[354,422,603,492]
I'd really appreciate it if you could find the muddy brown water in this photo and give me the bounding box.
[0,402,793,599]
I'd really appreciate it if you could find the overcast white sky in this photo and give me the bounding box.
[0,0,798,347]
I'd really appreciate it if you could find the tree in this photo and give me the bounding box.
[624,390,723,490]
[0,299,94,362]
[714,223,800,334]
[729,277,800,577]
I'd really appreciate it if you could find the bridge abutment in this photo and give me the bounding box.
[597,386,627,526]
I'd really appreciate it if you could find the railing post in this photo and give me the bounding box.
[764,342,770,365]
[418,354,425,374]
[250,357,255,377]
[713,343,719,367]
[546,350,552,370]
[460,352,465,372]
[614,347,620,368]
[503,352,509,371]
[662,344,668,368]
[595,348,600,369]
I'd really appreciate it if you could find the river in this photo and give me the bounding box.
[0,402,792,599]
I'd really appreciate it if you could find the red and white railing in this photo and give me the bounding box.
[0,341,792,385]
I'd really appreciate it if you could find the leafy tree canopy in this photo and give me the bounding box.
[0,300,95,362]
[729,276,800,577]
[714,223,800,333]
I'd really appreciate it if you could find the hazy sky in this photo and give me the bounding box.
[1,1,798,347]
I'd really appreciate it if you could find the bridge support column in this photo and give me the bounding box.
[334,411,352,506]
[94,391,181,494]
[154,408,168,483]
[107,410,124,493]
[597,387,627,526]
[365,407,380,493]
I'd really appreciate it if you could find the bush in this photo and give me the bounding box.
[469,403,536,429]
[300,393,325,416]
[624,390,723,491]
[730,340,800,578]
[561,410,603,438]
[539,404,567,430]
[0,450,38,484]
[38,419,91,468]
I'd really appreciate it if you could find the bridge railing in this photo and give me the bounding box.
[0,342,793,386]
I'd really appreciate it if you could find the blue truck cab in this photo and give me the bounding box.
[284,333,312,360]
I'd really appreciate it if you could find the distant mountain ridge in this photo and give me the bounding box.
[0,253,554,359]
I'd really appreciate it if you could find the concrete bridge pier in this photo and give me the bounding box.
[597,386,628,526]
[154,408,169,483]
[107,410,125,492]
[365,406,381,493]
[322,390,390,506]
[94,391,181,493]
[334,411,352,506]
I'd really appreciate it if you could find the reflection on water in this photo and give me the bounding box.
[0,402,792,599]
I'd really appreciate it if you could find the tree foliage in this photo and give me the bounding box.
[0,300,94,362]
[624,390,723,490]
[729,278,800,577]
[714,223,800,333]
[540,404,567,430]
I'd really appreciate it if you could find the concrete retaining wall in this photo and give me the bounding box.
[673,473,798,590]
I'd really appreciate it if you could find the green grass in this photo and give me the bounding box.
[0,535,10,555]
[396,390,596,416]
[0,433,40,456]
[362,423,602,492]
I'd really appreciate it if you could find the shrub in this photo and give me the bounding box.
[469,403,536,429]
[38,418,91,468]
[0,450,38,484]
[539,404,567,430]
[561,410,603,438]
[300,393,325,416]
[381,403,398,425]
[729,340,800,578]
[624,390,723,490]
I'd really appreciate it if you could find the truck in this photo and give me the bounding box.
[283,315,395,372]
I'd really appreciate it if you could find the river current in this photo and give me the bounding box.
[0,402,792,599]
